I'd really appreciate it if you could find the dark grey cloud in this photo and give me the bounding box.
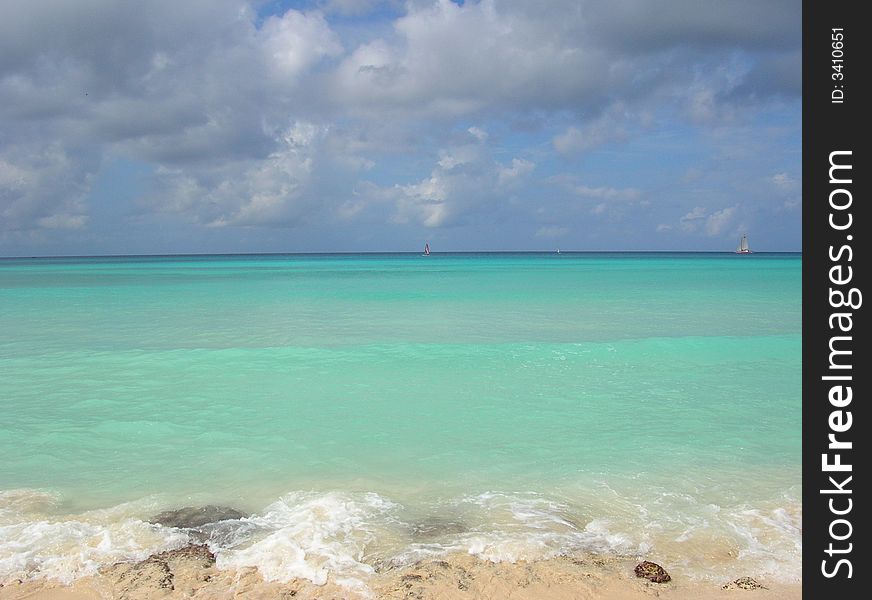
[579,0,801,53]
[724,50,802,102]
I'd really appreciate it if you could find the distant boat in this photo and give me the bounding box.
[556,248,560,254]
[423,242,430,256]
[735,234,752,254]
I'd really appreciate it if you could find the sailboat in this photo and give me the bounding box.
[735,234,752,254]
[423,242,431,256]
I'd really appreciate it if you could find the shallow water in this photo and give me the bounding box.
[0,253,801,585]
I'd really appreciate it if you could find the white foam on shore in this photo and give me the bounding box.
[0,487,802,588]
[215,491,397,591]
[446,492,643,562]
[0,490,190,585]
[725,503,802,581]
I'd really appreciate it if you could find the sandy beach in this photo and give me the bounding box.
[0,545,800,600]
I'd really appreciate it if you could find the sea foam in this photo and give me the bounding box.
[0,490,189,584]
[1,487,801,588]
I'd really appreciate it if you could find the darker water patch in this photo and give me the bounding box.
[149,505,246,529]
[408,516,468,540]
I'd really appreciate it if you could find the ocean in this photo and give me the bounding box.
[0,252,801,588]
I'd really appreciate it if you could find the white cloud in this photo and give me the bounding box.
[329,0,608,118]
[147,121,325,228]
[394,176,449,227]
[497,158,535,187]
[0,159,29,190]
[0,0,801,252]
[705,205,736,235]
[467,126,488,142]
[771,172,797,191]
[360,135,535,228]
[261,10,342,78]
[673,204,738,236]
[679,206,707,231]
[437,145,482,170]
[0,144,92,234]
[37,213,88,230]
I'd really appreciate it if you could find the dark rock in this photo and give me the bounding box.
[149,505,245,529]
[634,561,671,583]
[722,576,767,590]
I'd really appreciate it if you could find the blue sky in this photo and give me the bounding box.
[0,0,801,255]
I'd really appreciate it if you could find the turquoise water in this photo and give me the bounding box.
[0,253,801,585]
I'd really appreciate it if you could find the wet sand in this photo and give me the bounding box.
[0,545,800,600]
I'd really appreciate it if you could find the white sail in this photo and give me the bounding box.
[736,234,750,253]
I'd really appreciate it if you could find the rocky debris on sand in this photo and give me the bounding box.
[150,544,216,568]
[148,505,245,529]
[634,561,671,583]
[723,576,767,590]
[102,545,216,599]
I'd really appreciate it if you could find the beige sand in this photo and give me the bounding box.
[0,546,800,600]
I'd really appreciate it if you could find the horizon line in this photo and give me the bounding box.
[0,250,802,260]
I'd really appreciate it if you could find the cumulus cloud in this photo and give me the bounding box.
[327,0,799,120]
[679,206,708,232]
[261,10,342,78]
[497,158,535,187]
[675,205,738,236]
[144,121,334,228]
[467,126,488,142]
[0,1,366,235]
[704,205,736,235]
[394,176,450,227]
[329,0,608,117]
[0,143,93,234]
[0,0,801,252]
[359,133,535,228]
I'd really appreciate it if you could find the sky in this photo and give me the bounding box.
[0,0,801,255]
